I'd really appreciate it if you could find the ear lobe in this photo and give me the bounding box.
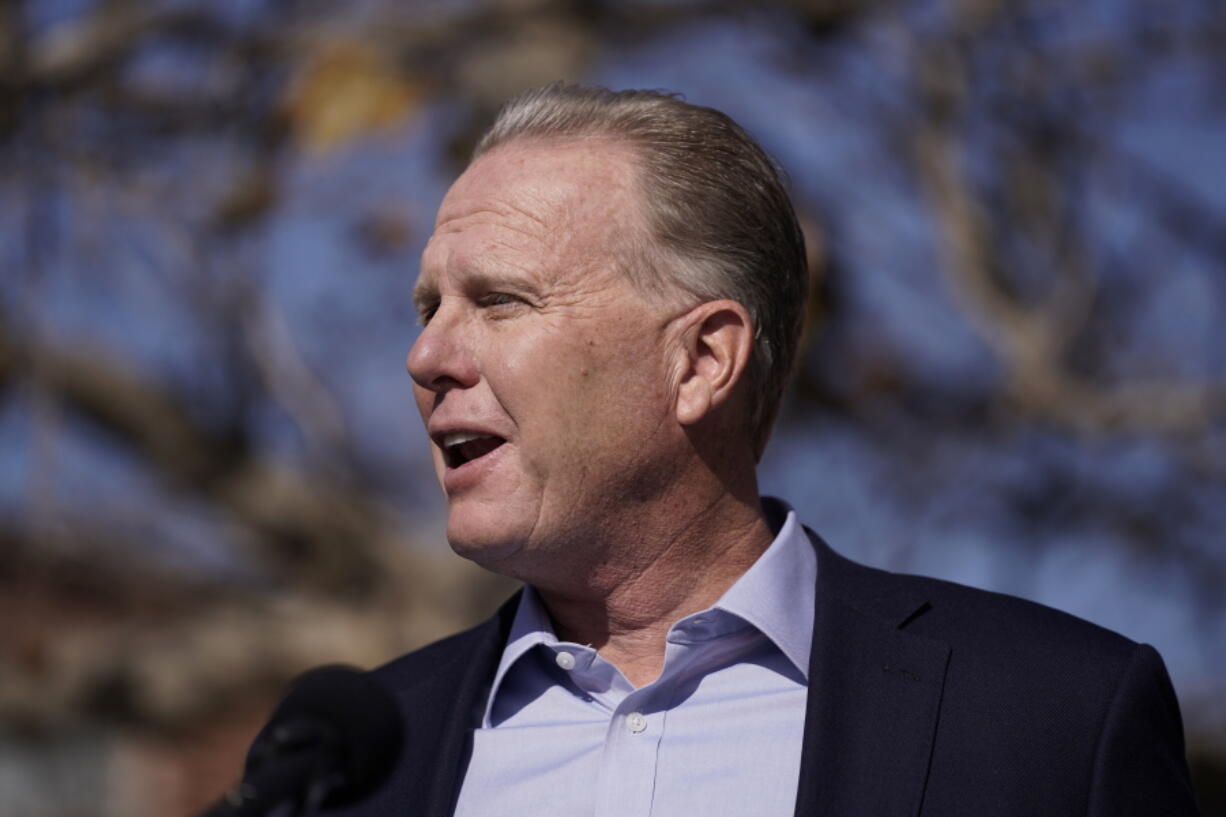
[674,300,754,427]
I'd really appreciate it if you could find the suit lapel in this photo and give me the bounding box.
[794,534,950,817]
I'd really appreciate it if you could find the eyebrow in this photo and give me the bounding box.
[411,272,442,321]
[412,279,438,308]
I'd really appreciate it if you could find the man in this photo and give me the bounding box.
[338,85,1200,816]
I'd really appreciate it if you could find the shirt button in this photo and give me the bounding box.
[555,651,576,671]
[626,712,647,733]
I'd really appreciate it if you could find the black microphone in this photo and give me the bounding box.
[200,665,403,816]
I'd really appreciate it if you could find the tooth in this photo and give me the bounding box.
[443,431,487,447]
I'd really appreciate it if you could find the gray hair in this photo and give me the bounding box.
[474,84,808,460]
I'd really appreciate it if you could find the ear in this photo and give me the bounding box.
[673,300,755,427]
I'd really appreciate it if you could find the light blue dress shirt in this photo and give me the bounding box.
[453,499,817,817]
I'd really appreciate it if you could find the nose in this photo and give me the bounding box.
[407,301,479,393]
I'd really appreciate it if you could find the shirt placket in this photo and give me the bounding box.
[556,648,668,817]
[554,633,753,817]
[592,690,664,817]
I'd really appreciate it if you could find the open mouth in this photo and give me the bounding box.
[441,432,506,469]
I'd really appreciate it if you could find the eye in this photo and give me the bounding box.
[480,292,528,313]
[416,300,439,326]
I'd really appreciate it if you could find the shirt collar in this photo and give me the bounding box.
[710,497,816,681]
[481,497,817,726]
[481,583,560,727]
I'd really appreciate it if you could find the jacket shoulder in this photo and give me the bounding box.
[819,535,1138,661]
[903,568,1132,653]
[821,551,1200,815]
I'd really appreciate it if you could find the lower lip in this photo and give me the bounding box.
[443,441,509,495]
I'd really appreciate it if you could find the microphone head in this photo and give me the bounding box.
[246,664,403,808]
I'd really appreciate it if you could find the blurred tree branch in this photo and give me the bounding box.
[0,0,1222,770]
[0,314,387,596]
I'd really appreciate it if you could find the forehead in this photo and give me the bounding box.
[418,140,643,291]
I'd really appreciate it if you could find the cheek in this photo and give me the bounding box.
[497,326,596,402]
[499,319,670,451]
[570,334,670,436]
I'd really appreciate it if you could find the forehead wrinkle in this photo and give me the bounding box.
[434,156,567,234]
[425,139,651,299]
[429,200,564,282]
[436,209,620,290]
[449,142,636,236]
[433,202,553,240]
[417,210,535,301]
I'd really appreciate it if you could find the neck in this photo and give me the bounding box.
[535,484,774,687]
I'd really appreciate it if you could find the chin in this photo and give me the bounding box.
[445,514,527,570]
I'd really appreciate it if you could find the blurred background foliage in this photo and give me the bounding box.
[1,0,1223,814]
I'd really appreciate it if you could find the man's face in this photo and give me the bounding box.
[408,140,686,581]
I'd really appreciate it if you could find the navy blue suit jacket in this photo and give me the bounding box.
[331,532,1200,816]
